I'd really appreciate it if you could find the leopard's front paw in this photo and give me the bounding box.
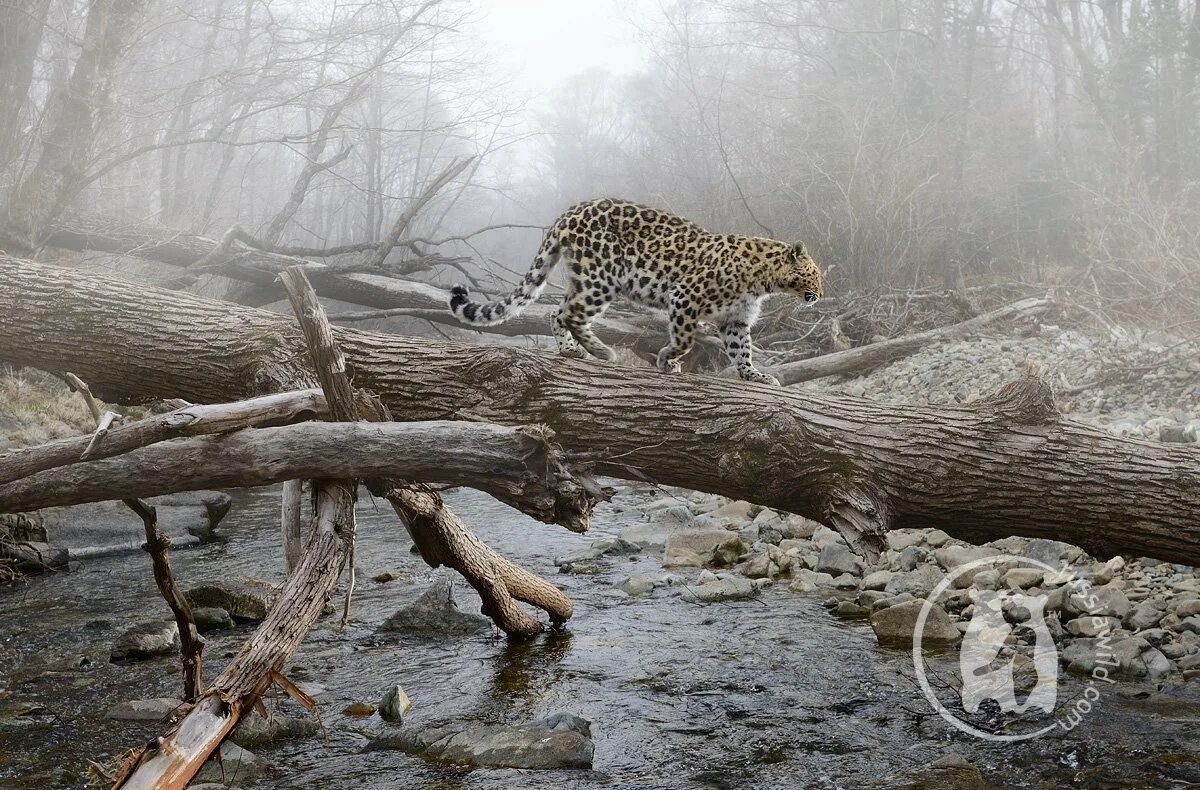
[656,348,682,373]
[742,370,781,387]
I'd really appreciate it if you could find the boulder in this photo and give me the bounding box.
[110,621,179,662]
[665,529,733,559]
[192,607,234,633]
[365,715,594,769]
[378,575,491,636]
[711,535,748,567]
[617,574,656,597]
[194,741,263,786]
[661,545,704,568]
[1023,538,1080,568]
[185,581,274,621]
[230,713,319,747]
[685,576,760,603]
[1126,604,1164,631]
[871,600,961,648]
[885,566,946,598]
[816,544,861,577]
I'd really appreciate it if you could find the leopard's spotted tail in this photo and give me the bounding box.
[449,231,561,326]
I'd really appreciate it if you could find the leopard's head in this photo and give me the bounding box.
[787,241,823,303]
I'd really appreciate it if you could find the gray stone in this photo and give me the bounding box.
[1024,538,1080,568]
[110,621,179,662]
[617,574,656,597]
[1180,616,1200,634]
[711,535,748,567]
[365,717,594,769]
[898,545,927,572]
[871,600,961,648]
[1004,568,1043,589]
[378,685,413,723]
[1175,599,1200,618]
[185,581,274,621]
[1066,616,1121,637]
[816,543,861,576]
[1126,604,1164,631]
[885,566,946,598]
[195,741,263,785]
[378,576,491,635]
[231,713,319,747]
[885,530,926,552]
[711,500,756,522]
[105,698,183,722]
[686,576,759,602]
[665,529,733,558]
[861,570,894,591]
[192,607,234,633]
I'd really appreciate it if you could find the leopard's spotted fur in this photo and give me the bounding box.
[448,198,823,385]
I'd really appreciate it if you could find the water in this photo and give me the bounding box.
[2,485,1199,788]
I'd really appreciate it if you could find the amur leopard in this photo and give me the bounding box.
[448,198,823,385]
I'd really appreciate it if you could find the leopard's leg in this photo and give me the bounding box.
[720,311,779,386]
[656,298,699,373]
[561,272,616,361]
[551,302,587,359]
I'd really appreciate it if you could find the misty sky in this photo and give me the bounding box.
[474,0,653,100]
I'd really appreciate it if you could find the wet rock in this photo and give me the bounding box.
[365,716,594,769]
[1064,633,1169,679]
[788,569,833,593]
[686,576,761,602]
[833,601,870,620]
[192,607,234,633]
[533,712,592,737]
[816,544,860,577]
[195,741,263,786]
[105,698,183,722]
[372,571,407,583]
[379,685,412,723]
[110,621,179,662]
[665,529,732,559]
[344,702,376,716]
[618,518,702,550]
[617,574,656,597]
[185,581,274,621]
[231,713,319,747]
[871,600,961,648]
[378,576,491,636]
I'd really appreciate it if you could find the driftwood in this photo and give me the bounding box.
[0,421,602,528]
[776,296,1052,385]
[0,256,1198,564]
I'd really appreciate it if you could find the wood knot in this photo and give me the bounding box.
[986,370,1059,424]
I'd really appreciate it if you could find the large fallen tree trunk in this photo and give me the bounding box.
[1,256,1198,563]
[775,296,1052,385]
[32,211,668,356]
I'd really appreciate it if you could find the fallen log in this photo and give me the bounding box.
[775,296,1052,385]
[0,421,599,529]
[1,256,1198,563]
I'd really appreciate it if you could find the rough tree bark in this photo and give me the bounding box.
[0,256,1198,563]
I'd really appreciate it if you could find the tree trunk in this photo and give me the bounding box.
[1,256,1198,564]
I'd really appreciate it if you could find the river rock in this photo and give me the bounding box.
[885,566,946,598]
[1175,600,1200,618]
[665,529,733,559]
[365,716,594,769]
[662,545,704,568]
[816,544,860,576]
[110,621,179,662]
[1065,616,1121,637]
[711,500,755,522]
[105,698,183,722]
[871,600,961,648]
[897,546,927,572]
[40,491,232,558]
[711,535,748,567]
[378,575,491,636]
[231,713,319,747]
[1073,583,1132,619]
[192,607,234,633]
[686,576,760,602]
[1179,616,1200,634]
[1127,604,1165,631]
[185,581,274,621]
[617,574,656,597]
[379,685,413,723]
[885,530,926,552]
[1024,538,1080,568]
[1004,568,1043,589]
[861,570,894,591]
[195,741,264,785]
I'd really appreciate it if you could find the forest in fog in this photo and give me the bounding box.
[2,0,1199,318]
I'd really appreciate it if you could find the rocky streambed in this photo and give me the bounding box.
[1,324,1199,787]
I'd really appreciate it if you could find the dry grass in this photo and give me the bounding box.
[0,366,98,450]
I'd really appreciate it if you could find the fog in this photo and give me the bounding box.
[4,0,1197,319]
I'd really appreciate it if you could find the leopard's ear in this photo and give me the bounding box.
[792,241,808,258]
